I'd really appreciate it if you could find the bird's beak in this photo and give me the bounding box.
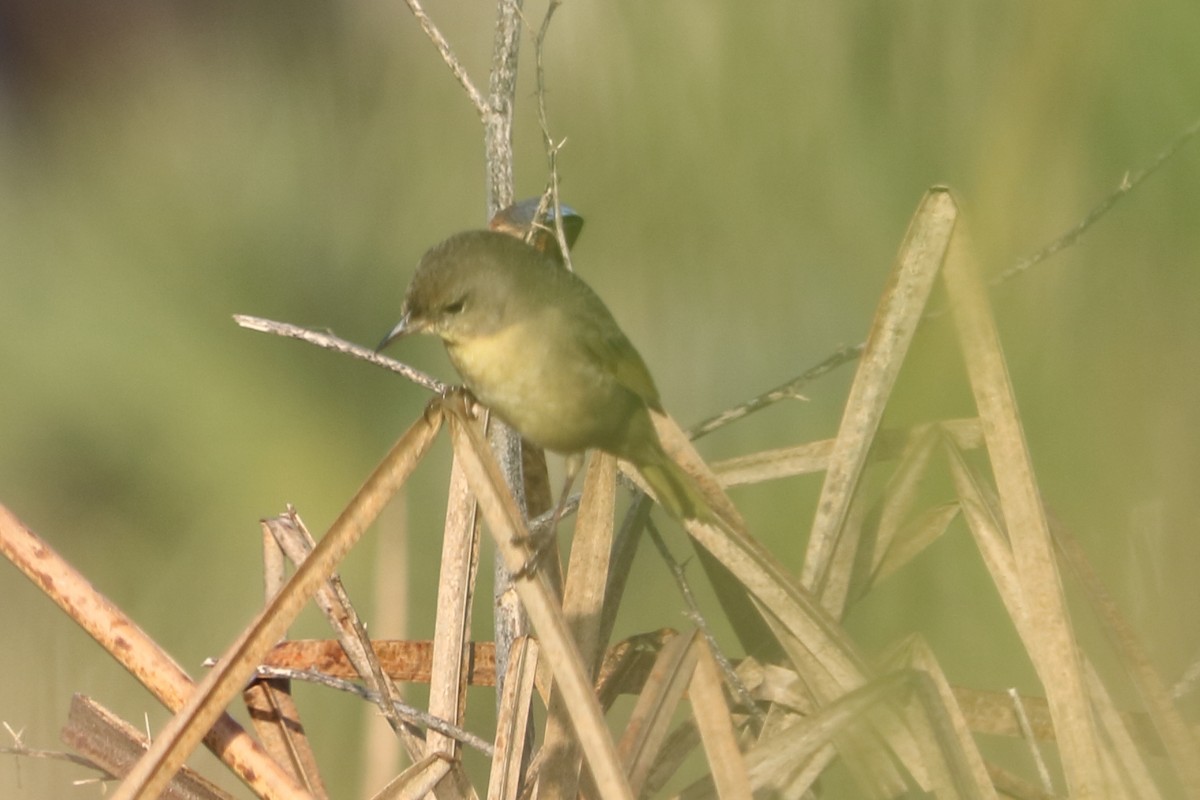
[375,311,426,352]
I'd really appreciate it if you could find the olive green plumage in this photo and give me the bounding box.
[380,229,709,521]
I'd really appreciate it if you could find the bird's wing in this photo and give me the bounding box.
[576,314,664,412]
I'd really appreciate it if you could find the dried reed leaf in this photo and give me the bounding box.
[243,522,328,797]
[942,217,1108,796]
[109,401,443,800]
[263,511,424,765]
[486,637,540,800]
[242,682,325,798]
[801,188,958,617]
[710,417,982,488]
[742,671,912,798]
[369,753,453,800]
[0,504,309,799]
[541,452,618,798]
[61,694,233,800]
[866,424,943,576]
[879,636,997,800]
[445,403,634,800]
[1082,661,1160,800]
[1052,518,1200,797]
[869,502,960,587]
[642,721,702,797]
[689,638,752,799]
[617,629,701,795]
[711,438,834,486]
[621,448,932,791]
[648,407,935,791]
[427,453,483,764]
[735,658,816,716]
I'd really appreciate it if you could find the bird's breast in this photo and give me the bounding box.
[445,318,627,454]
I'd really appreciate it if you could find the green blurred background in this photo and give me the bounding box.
[1,1,1197,796]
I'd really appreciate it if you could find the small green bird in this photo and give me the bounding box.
[378,229,710,522]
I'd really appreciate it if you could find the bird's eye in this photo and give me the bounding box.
[444,297,467,315]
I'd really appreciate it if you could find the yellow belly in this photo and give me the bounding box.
[446,321,602,453]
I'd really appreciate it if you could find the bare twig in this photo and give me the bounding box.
[233,314,446,394]
[401,0,488,117]
[1007,687,1056,796]
[533,0,573,269]
[644,519,766,729]
[252,666,494,756]
[690,116,1200,439]
[993,114,1200,284]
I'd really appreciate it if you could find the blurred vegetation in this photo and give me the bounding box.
[1,1,1197,796]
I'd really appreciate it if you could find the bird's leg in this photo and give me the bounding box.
[516,452,583,577]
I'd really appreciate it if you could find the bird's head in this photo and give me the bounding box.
[377,230,532,351]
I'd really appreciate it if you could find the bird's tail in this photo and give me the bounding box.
[637,456,721,524]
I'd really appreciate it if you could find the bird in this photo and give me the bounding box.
[376,229,713,523]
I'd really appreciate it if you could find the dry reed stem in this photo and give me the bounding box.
[686,637,753,799]
[369,753,455,800]
[486,637,539,800]
[427,453,483,767]
[539,452,617,798]
[110,402,443,800]
[61,695,232,800]
[943,209,1108,797]
[616,628,701,795]
[261,512,428,770]
[0,503,307,798]
[709,416,983,486]
[879,636,997,799]
[241,524,321,795]
[1051,518,1200,797]
[801,188,957,617]
[444,398,635,800]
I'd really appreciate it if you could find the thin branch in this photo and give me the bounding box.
[232,314,447,395]
[644,519,766,729]
[401,0,489,117]
[1007,687,1056,796]
[992,114,1200,285]
[0,744,110,774]
[252,666,495,757]
[688,115,1200,439]
[533,0,573,269]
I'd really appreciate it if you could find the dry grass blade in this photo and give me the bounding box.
[710,438,834,486]
[709,417,982,488]
[110,402,444,800]
[879,636,997,800]
[369,753,454,800]
[688,638,752,799]
[742,671,911,797]
[61,695,233,800]
[427,453,483,767]
[616,629,701,795]
[486,637,539,800]
[868,503,960,587]
[801,187,958,616]
[625,430,934,789]
[1052,518,1200,797]
[243,522,325,796]
[865,424,943,578]
[541,452,618,798]
[1082,663,1160,799]
[941,213,1108,797]
[242,681,324,797]
[632,417,868,697]
[261,512,423,764]
[444,400,634,800]
[0,504,307,798]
